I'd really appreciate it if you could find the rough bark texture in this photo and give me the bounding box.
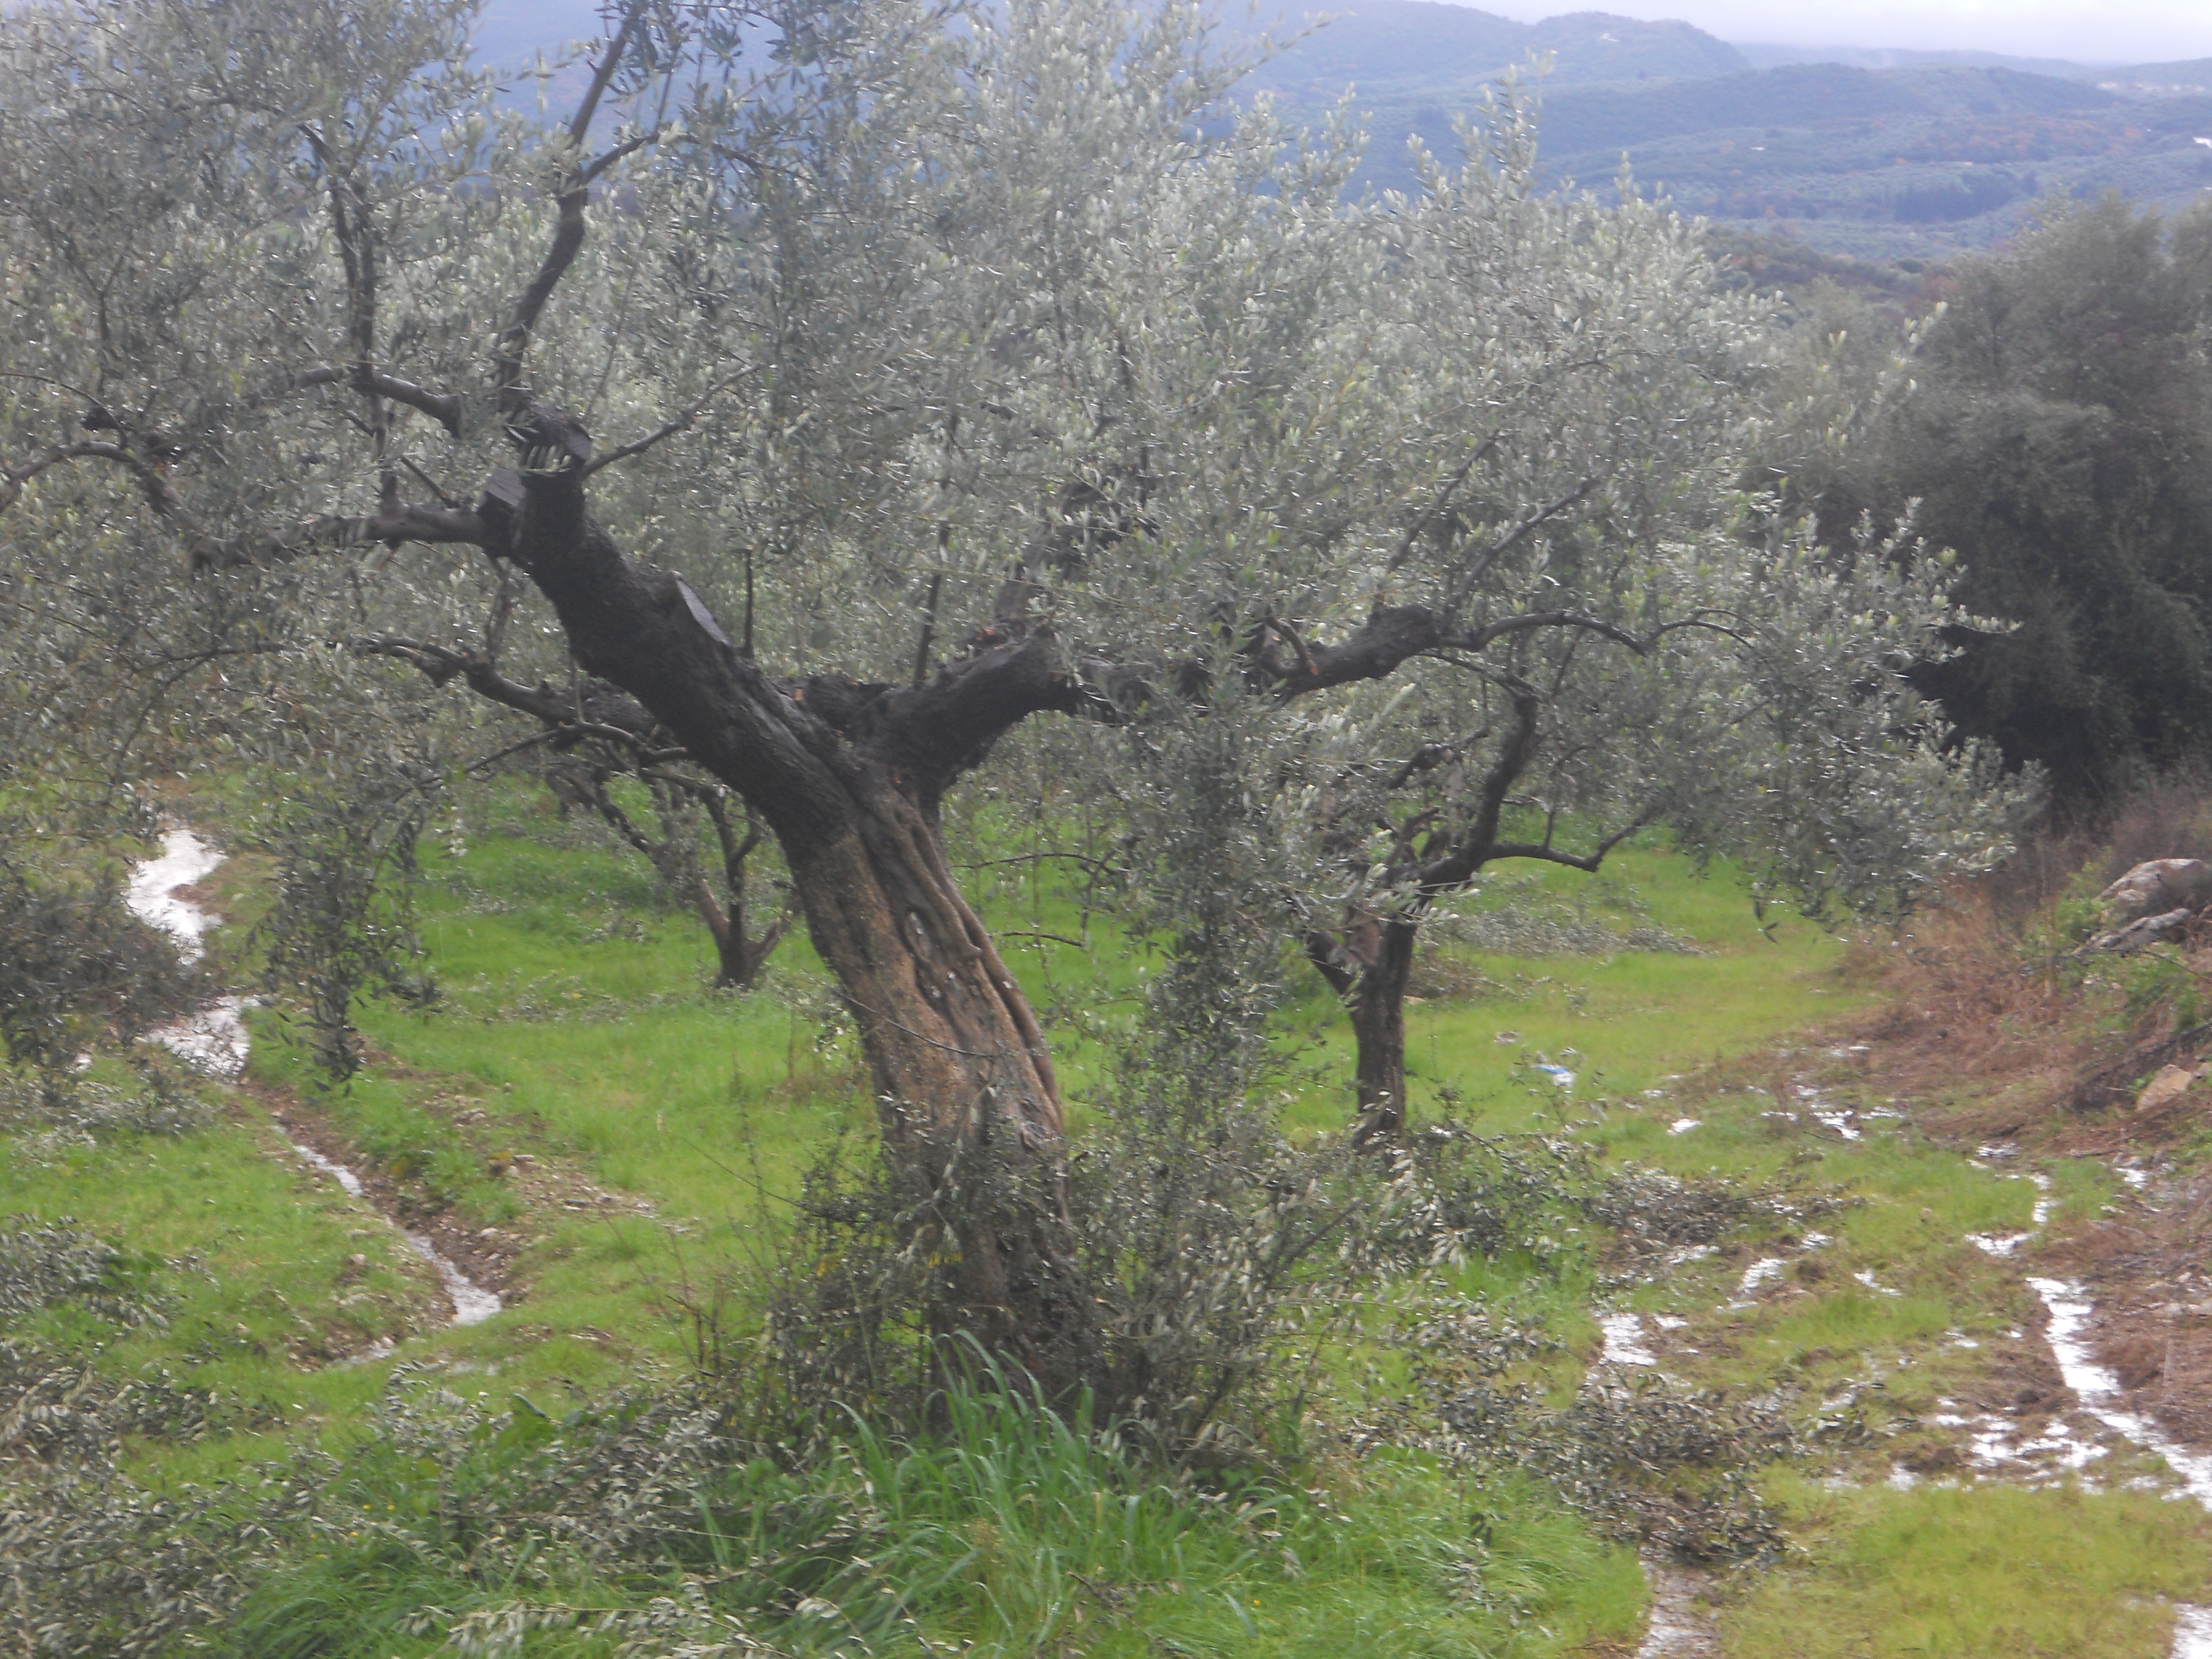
[480,415,1092,1349]
[1307,917,1418,1144]
[1348,919,1418,1142]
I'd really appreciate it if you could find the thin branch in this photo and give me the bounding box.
[1489,826,1647,874]
[998,930,1089,950]
[1443,477,1603,614]
[578,128,658,187]
[491,6,645,406]
[0,441,175,515]
[579,364,757,476]
[1462,609,1648,655]
[1383,428,1504,580]
[462,726,575,774]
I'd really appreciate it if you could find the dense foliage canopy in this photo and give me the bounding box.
[0,0,2012,1355]
[1795,194,2212,806]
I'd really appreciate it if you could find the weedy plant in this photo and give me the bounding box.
[0,1220,277,1659]
[0,1214,172,1332]
[1590,1163,1858,1277]
[0,1057,221,1166]
[253,775,438,1078]
[1346,1272,1808,1566]
[0,829,194,1071]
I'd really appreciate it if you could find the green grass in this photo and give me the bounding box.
[1728,1477,2212,1658]
[0,1105,439,1453]
[11,788,2211,1658]
[207,1374,1642,1659]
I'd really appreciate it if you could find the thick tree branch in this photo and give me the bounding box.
[239,366,462,434]
[472,417,860,844]
[1266,602,1650,702]
[872,631,1107,802]
[189,501,487,568]
[1279,604,1464,696]
[1415,676,1543,893]
[0,440,176,515]
[1302,928,1359,998]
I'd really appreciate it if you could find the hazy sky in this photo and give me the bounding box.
[1467,1,2212,64]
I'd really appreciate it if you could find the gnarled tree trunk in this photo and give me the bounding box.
[487,416,1093,1358]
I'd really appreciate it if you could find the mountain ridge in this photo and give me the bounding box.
[462,2,2212,263]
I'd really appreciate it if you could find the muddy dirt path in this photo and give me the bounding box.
[1597,1067,2212,1658]
[124,825,503,1335]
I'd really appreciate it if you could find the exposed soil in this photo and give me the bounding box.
[1836,946,2212,1480]
[241,1078,521,1300]
[242,1074,664,1341]
[2041,1165,2212,1447]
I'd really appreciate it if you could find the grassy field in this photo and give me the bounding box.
[8,784,2212,1657]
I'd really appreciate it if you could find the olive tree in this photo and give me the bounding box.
[0,0,2006,1357]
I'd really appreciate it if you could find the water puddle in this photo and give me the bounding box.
[1954,1154,2212,1650]
[1965,1168,2052,1259]
[1796,1084,1862,1140]
[2174,1606,2212,1659]
[283,1136,501,1327]
[123,827,225,963]
[1635,1559,1717,1657]
[124,823,500,1332]
[1600,1312,1658,1367]
[2027,1276,2212,1505]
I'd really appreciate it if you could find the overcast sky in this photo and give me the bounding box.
[1465,1,2212,64]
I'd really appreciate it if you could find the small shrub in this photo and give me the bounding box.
[1590,1165,1855,1263]
[0,1058,220,1149]
[1393,1122,1598,1271]
[0,1216,171,1331]
[0,842,196,1071]
[254,780,434,1078]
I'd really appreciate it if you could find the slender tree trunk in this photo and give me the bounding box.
[1348,919,1417,1144]
[698,878,765,990]
[1306,914,1418,1145]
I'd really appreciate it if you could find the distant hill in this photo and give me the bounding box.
[2090,60,2212,96]
[462,1,2212,265]
[1243,3,1747,100]
[1735,43,2095,77]
[1244,6,2212,260]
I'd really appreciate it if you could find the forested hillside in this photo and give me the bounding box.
[1233,4,2212,259]
[1766,194,2212,806]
